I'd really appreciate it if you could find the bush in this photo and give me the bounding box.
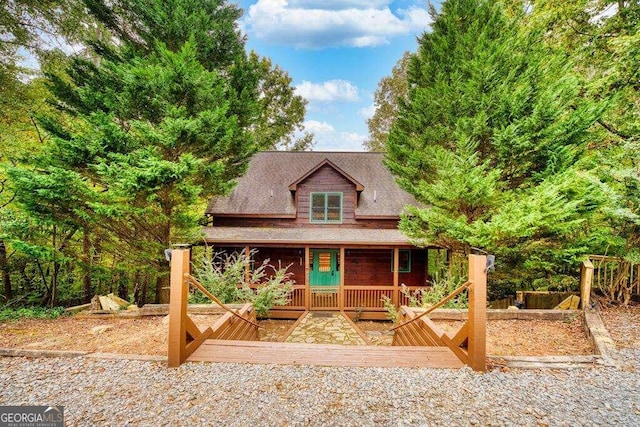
[383,277,468,322]
[402,277,468,310]
[0,306,66,321]
[191,249,294,318]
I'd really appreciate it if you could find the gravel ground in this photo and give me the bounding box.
[1,351,639,426]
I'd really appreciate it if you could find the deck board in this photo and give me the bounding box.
[187,339,464,368]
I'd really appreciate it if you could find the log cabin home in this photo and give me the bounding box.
[203,151,447,319]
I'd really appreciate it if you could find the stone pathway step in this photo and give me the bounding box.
[285,311,369,345]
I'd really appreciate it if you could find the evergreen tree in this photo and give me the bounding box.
[520,0,640,262]
[386,0,607,284]
[365,52,411,152]
[8,0,290,302]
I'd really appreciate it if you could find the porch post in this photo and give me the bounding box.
[580,260,593,310]
[304,246,310,310]
[392,247,400,307]
[339,247,345,310]
[244,246,250,285]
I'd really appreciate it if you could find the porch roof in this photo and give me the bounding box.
[202,226,417,247]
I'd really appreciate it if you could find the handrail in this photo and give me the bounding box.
[390,280,472,331]
[184,273,261,328]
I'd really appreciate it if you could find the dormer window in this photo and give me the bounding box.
[310,192,342,223]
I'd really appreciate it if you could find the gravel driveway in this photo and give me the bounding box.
[1,349,639,426]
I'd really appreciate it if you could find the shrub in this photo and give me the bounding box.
[191,249,294,318]
[0,306,66,321]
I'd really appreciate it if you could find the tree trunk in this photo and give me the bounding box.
[118,272,128,301]
[141,272,149,306]
[0,239,12,301]
[82,229,92,303]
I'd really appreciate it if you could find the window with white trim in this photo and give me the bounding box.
[310,192,343,223]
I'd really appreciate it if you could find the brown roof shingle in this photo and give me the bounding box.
[206,151,418,217]
[202,226,415,246]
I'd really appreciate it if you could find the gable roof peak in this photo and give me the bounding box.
[288,157,365,192]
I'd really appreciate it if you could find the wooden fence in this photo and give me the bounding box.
[391,254,487,372]
[581,255,640,307]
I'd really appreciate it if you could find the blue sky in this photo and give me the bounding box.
[234,0,436,151]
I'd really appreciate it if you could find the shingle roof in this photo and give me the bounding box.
[205,151,418,217]
[202,226,415,246]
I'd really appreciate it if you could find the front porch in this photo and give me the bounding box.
[211,244,456,319]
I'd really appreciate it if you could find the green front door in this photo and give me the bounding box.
[310,250,340,287]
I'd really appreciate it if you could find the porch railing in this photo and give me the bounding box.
[580,255,640,307]
[271,284,429,312]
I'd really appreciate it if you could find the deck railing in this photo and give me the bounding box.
[168,248,260,367]
[581,255,640,307]
[270,284,429,312]
[391,254,487,372]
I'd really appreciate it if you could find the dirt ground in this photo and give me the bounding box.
[0,307,613,357]
[599,303,640,349]
[355,317,593,356]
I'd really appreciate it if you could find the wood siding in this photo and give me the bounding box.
[212,216,399,229]
[399,249,428,287]
[210,247,427,288]
[344,249,394,285]
[344,249,427,287]
[295,164,357,226]
[252,247,305,285]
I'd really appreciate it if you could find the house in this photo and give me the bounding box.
[203,151,445,319]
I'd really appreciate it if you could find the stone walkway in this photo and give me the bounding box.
[285,312,367,345]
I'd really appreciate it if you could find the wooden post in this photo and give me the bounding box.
[580,260,594,310]
[392,248,400,307]
[168,248,190,367]
[339,247,345,310]
[467,254,487,372]
[304,246,310,310]
[244,246,251,285]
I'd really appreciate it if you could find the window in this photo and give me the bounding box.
[310,192,342,223]
[391,250,412,273]
[318,252,332,272]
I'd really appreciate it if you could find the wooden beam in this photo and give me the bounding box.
[185,315,201,341]
[339,247,345,310]
[244,246,250,285]
[580,260,593,310]
[467,254,487,372]
[168,248,190,368]
[393,247,399,307]
[305,246,310,310]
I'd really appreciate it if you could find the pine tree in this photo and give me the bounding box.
[8,0,289,302]
[386,0,607,283]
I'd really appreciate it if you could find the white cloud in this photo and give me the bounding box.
[304,119,335,133]
[290,0,391,10]
[295,80,359,103]
[245,0,432,48]
[303,120,366,151]
[359,104,376,120]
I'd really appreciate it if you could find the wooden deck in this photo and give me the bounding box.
[187,339,464,368]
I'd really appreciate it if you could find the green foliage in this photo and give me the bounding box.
[191,251,248,304]
[381,295,398,322]
[403,279,468,310]
[386,0,608,284]
[0,306,66,321]
[531,275,578,292]
[382,278,468,323]
[3,0,308,307]
[365,51,411,152]
[191,250,294,318]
